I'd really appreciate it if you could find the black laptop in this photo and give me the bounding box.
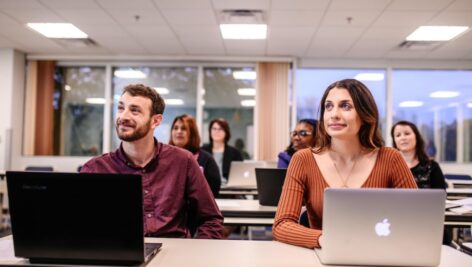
[6,171,161,266]
[255,168,287,206]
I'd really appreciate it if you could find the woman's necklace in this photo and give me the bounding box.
[330,151,360,188]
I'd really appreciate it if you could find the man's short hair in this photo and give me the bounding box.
[122,84,165,115]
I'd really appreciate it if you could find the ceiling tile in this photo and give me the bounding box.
[271,0,330,10]
[427,11,472,25]
[346,38,398,58]
[269,27,315,41]
[315,26,364,39]
[321,10,382,26]
[224,40,266,55]
[154,0,212,9]
[0,0,43,8]
[73,24,130,38]
[2,8,63,23]
[55,9,116,24]
[40,0,100,9]
[0,35,16,47]
[137,37,186,54]
[362,26,416,40]
[161,9,217,25]
[387,0,454,11]
[306,37,353,57]
[212,0,270,10]
[124,25,176,39]
[372,11,436,27]
[269,10,323,26]
[106,9,167,26]
[180,38,225,54]
[267,42,308,57]
[95,0,155,9]
[445,0,472,11]
[384,50,430,59]
[172,25,220,39]
[329,0,391,11]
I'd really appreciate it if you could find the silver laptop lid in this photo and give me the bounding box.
[226,161,268,188]
[318,188,446,267]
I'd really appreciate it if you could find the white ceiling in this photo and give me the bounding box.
[0,0,471,60]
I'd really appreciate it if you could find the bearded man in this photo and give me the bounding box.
[81,84,223,239]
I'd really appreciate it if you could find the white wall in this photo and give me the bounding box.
[0,49,92,172]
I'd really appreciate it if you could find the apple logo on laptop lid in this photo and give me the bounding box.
[375,218,391,237]
[243,171,250,178]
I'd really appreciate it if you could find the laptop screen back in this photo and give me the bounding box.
[255,168,286,206]
[318,188,446,267]
[7,171,145,264]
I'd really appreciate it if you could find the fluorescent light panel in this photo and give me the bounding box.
[86,98,106,104]
[241,99,255,107]
[233,71,256,80]
[399,101,424,108]
[467,103,472,108]
[238,88,256,96]
[220,24,267,39]
[429,91,460,98]
[114,70,147,79]
[154,87,169,95]
[354,73,384,81]
[27,23,88,39]
[406,26,469,41]
[165,99,184,105]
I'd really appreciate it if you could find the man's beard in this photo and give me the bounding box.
[116,118,152,142]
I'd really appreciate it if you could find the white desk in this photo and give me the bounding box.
[0,238,470,267]
[447,188,472,199]
[447,179,472,189]
[217,199,472,227]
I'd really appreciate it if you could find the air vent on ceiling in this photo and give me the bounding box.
[397,40,443,51]
[219,9,265,24]
[53,38,98,49]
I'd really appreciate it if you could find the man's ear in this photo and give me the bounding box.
[151,114,163,129]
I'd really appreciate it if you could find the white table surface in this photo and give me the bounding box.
[0,237,471,267]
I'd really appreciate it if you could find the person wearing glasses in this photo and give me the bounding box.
[273,79,417,249]
[169,114,221,197]
[201,118,243,185]
[277,119,317,168]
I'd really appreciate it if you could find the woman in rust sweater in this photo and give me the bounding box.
[273,79,417,249]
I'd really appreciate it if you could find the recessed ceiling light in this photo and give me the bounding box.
[429,91,460,98]
[233,71,256,80]
[406,26,469,41]
[86,98,106,105]
[399,101,424,108]
[114,69,147,79]
[354,73,384,81]
[241,99,256,107]
[165,99,184,105]
[467,103,472,108]
[237,88,256,96]
[154,87,169,95]
[27,23,88,39]
[220,24,267,39]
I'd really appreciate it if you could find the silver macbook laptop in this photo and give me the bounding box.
[316,188,446,267]
[225,161,269,189]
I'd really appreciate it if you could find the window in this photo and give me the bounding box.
[296,69,386,135]
[111,67,198,149]
[392,69,472,162]
[202,67,255,159]
[23,62,106,156]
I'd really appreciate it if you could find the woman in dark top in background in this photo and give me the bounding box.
[391,120,446,189]
[391,120,451,245]
[170,114,221,197]
[201,118,243,185]
[277,118,317,168]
